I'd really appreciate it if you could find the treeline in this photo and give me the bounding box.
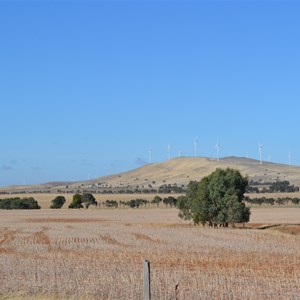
[103,196,177,208]
[0,197,41,209]
[62,184,186,195]
[51,194,178,209]
[245,196,300,206]
[247,180,299,193]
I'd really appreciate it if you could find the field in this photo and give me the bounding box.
[1,207,300,299]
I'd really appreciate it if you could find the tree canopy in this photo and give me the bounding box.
[82,193,97,208]
[68,193,97,209]
[0,197,41,209]
[50,196,66,209]
[177,168,250,227]
[69,193,83,209]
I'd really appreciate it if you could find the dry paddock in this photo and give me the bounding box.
[0,208,300,299]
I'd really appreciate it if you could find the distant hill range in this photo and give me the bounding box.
[1,156,300,193]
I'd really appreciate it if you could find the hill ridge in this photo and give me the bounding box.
[1,156,300,192]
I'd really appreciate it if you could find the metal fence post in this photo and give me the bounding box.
[143,260,151,300]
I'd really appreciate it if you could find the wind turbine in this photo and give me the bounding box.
[148,148,152,164]
[194,138,198,157]
[258,143,263,165]
[215,143,220,162]
[288,151,291,166]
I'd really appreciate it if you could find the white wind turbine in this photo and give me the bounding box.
[194,138,198,157]
[148,148,152,164]
[288,151,292,166]
[258,143,263,165]
[215,143,220,162]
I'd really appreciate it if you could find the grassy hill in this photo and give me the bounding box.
[88,156,300,188]
[2,156,299,193]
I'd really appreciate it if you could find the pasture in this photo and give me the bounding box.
[0,207,300,299]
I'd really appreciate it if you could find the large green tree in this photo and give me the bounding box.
[177,168,250,227]
[82,193,97,208]
[50,196,66,209]
[69,194,83,209]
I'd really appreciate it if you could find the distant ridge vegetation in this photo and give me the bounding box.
[1,156,300,193]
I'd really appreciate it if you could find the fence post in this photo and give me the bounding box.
[143,260,151,300]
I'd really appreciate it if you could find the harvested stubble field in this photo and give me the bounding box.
[1,208,300,299]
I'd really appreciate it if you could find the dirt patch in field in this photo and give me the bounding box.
[33,230,51,245]
[133,233,157,242]
[271,225,300,235]
[25,218,108,223]
[99,234,128,247]
[0,231,15,246]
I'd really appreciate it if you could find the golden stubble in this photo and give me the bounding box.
[0,208,300,299]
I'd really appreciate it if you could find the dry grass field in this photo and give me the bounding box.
[1,208,300,299]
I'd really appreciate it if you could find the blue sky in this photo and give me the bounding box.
[1,1,300,186]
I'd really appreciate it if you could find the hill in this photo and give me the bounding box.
[1,156,300,193]
[86,156,300,189]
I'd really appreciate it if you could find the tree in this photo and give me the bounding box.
[50,196,66,209]
[69,194,83,209]
[82,193,97,208]
[151,196,162,207]
[177,168,250,227]
[105,200,118,208]
[0,197,41,209]
[163,196,177,207]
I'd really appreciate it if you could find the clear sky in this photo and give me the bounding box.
[1,0,300,186]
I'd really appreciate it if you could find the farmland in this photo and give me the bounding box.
[1,207,300,299]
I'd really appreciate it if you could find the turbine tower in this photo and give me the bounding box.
[148,148,152,164]
[258,143,263,165]
[168,144,171,160]
[194,138,198,157]
[215,143,220,162]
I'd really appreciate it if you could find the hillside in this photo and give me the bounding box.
[86,156,300,189]
[2,156,300,193]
